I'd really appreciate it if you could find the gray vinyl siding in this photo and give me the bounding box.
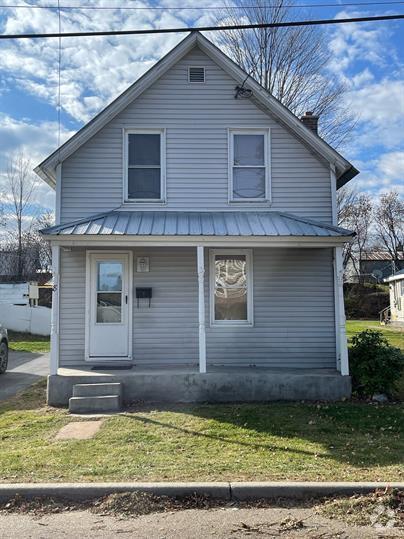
[59,248,86,365]
[61,46,332,224]
[206,247,336,368]
[132,248,198,365]
[58,247,335,370]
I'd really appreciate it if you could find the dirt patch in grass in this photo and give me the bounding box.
[316,489,404,529]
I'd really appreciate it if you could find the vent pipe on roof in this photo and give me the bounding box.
[300,111,319,134]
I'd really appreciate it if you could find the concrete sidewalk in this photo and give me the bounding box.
[0,351,49,402]
[0,481,402,502]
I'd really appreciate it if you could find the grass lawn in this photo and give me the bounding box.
[0,381,402,483]
[7,331,50,354]
[346,320,404,351]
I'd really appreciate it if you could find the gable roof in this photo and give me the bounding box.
[34,31,358,189]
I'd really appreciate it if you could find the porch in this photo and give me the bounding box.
[48,365,351,407]
[44,210,353,405]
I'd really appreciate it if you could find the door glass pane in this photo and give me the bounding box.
[128,168,161,199]
[233,167,266,199]
[214,287,247,321]
[128,133,160,166]
[215,255,247,288]
[97,292,122,323]
[97,262,122,291]
[234,134,264,166]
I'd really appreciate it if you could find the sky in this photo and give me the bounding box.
[0,0,403,221]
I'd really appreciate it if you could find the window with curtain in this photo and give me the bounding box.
[230,130,269,201]
[211,250,252,324]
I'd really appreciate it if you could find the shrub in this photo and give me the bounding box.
[349,329,404,398]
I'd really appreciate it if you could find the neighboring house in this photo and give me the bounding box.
[36,32,358,410]
[384,270,404,327]
[360,251,404,282]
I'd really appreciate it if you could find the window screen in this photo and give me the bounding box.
[127,133,161,200]
[232,133,267,200]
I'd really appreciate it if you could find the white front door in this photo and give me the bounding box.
[87,252,131,360]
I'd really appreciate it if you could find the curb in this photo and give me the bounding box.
[0,482,403,502]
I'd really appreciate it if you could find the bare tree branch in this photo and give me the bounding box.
[216,0,356,147]
[374,192,404,268]
[338,188,373,281]
[4,153,38,279]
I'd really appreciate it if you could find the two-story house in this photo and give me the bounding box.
[36,32,358,412]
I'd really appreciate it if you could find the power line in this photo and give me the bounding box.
[57,0,61,150]
[0,1,403,10]
[0,13,403,39]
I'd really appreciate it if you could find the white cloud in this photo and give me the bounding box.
[343,79,404,155]
[377,151,404,181]
[328,10,394,81]
[0,113,75,211]
[0,2,218,123]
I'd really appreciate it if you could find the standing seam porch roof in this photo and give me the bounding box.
[41,210,354,238]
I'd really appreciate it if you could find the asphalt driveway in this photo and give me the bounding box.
[0,350,49,402]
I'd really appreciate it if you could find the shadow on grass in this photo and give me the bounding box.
[124,401,404,469]
[0,379,48,413]
[124,413,325,459]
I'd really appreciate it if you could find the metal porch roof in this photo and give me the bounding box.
[41,211,354,238]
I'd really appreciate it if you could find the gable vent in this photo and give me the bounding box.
[189,67,205,83]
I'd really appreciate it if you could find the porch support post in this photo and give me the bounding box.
[334,246,349,376]
[50,245,60,375]
[197,245,206,374]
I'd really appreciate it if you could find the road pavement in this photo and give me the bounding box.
[0,506,401,538]
[0,350,49,401]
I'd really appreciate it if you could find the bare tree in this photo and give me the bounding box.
[337,186,359,271]
[4,153,38,279]
[217,0,355,146]
[374,191,404,269]
[338,192,373,281]
[26,211,54,271]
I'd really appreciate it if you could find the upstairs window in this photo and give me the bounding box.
[125,129,165,202]
[229,129,270,202]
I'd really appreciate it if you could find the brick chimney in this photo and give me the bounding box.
[300,111,319,134]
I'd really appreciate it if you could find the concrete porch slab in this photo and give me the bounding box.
[47,368,351,407]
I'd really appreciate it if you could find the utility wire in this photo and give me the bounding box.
[0,1,403,10]
[0,13,403,39]
[57,0,61,151]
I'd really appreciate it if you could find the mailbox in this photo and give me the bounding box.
[136,287,152,307]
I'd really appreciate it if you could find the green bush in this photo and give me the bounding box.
[349,329,404,398]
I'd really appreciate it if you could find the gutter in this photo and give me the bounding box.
[337,165,360,190]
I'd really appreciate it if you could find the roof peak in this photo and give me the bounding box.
[35,31,357,189]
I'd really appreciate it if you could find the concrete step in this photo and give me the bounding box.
[73,382,122,398]
[69,395,121,414]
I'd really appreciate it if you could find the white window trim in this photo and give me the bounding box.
[228,128,271,204]
[123,128,166,204]
[209,248,254,327]
[188,66,206,83]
